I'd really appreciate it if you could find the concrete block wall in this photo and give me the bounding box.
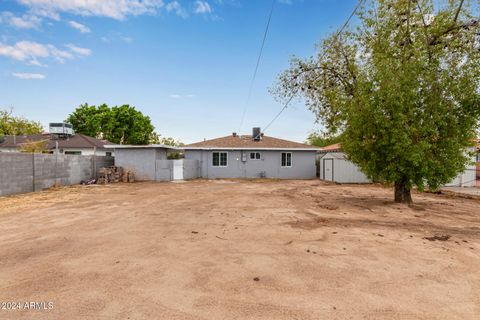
[0,153,114,196]
[0,153,35,196]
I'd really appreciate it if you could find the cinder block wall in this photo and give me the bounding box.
[0,153,114,196]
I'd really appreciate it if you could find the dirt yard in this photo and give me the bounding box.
[0,180,479,319]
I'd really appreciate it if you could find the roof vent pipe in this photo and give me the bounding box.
[232,132,237,137]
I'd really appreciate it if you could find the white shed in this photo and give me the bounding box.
[318,145,369,183]
[319,143,478,187]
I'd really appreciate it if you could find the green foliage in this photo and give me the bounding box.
[306,131,342,147]
[276,0,480,200]
[158,136,185,160]
[18,139,48,153]
[0,109,43,136]
[66,104,157,145]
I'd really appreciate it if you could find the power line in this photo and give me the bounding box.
[259,0,365,136]
[238,0,277,133]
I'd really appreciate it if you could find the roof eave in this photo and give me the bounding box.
[105,144,181,150]
[183,147,320,151]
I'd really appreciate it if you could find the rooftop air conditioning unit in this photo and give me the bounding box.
[252,127,261,141]
[49,123,74,136]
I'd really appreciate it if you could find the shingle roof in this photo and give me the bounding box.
[0,133,113,150]
[185,134,319,150]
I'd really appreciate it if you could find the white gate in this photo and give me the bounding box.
[173,160,184,180]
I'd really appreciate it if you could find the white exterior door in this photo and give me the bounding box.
[173,160,184,180]
[324,159,334,181]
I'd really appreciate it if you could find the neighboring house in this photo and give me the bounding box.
[0,133,114,156]
[319,143,478,187]
[183,128,320,179]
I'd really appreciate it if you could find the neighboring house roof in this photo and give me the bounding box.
[319,143,342,152]
[184,134,320,150]
[0,133,113,150]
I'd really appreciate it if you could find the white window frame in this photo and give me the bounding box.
[250,152,261,160]
[212,151,228,167]
[281,152,292,168]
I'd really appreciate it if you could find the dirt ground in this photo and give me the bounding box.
[0,180,479,319]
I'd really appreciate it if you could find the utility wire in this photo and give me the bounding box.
[238,0,277,133]
[259,0,365,137]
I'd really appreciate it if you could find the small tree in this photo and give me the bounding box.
[18,139,48,153]
[159,136,185,160]
[276,0,480,203]
[0,109,43,136]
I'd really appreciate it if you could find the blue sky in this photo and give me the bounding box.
[0,0,359,143]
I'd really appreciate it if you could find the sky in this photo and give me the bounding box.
[0,0,360,143]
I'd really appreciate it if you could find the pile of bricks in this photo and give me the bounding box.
[97,166,135,184]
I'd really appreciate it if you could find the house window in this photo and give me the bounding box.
[65,151,82,155]
[212,152,228,167]
[106,152,112,157]
[250,152,261,160]
[281,152,292,167]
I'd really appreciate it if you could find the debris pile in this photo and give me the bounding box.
[97,166,135,184]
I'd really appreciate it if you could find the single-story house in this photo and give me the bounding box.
[0,133,114,156]
[105,144,185,181]
[319,143,478,187]
[183,128,320,179]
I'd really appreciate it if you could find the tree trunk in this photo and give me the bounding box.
[394,179,413,204]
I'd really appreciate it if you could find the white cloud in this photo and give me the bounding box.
[0,11,42,29]
[169,94,194,99]
[194,1,212,14]
[0,40,92,64]
[166,1,188,18]
[17,0,165,20]
[68,20,91,33]
[65,44,92,56]
[12,72,46,79]
[122,36,133,44]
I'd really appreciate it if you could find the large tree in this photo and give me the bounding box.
[0,109,43,136]
[66,104,156,145]
[276,0,480,203]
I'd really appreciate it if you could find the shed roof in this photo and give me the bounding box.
[184,134,319,151]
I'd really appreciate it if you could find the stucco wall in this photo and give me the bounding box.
[184,150,317,179]
[114,148,167,181]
